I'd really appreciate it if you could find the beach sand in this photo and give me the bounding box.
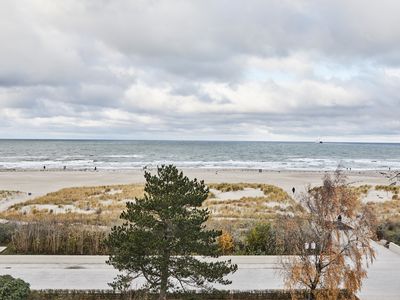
[0,169,391,211]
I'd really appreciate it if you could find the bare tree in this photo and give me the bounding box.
[280,171,376,300]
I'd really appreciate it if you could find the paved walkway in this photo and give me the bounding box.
[0,255,284,291]
[0,244,398,299]
[358,242,400,300]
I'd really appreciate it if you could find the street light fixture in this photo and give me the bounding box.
[305,242,316,251]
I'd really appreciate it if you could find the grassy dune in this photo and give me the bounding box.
[2,182,399,226]
[0,182,299,226]
[1,184,144,225]
[3,181,400,255]
[206,183,300,221]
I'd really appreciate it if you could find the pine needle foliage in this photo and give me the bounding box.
[106,165,237,300]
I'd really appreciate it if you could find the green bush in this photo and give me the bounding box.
[245,223,278,255]
[377,220,400,245]
[0,275,30,300]
[0,223,16,246]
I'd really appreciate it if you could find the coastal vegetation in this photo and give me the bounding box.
[375,184,400,200]
[2,184,144,225]
[376,220,400,245]
[208,182,290,201]
[0,182,296,225]
[0,177,398,256]
[244,223,277,255]
[0,190,23,201]
[353,184,372,197]
[0,181,302,255]
[0,223,16,246]
[9,221,108,255]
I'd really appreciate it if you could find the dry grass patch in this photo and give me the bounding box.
[362,185,400,222]
[375,185,400,199]
[1,182,302,227]
[366,200,400,222]
[0,190,23,201]
[0,184,144,225]
[13,184,144,207]
[205,183,301,224]
[375,185,400,193]
[208,182,289,201]
[353,185,372,197]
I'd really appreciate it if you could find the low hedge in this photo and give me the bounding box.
[28,289,357,300]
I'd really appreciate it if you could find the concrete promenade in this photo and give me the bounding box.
[0,243,399,300]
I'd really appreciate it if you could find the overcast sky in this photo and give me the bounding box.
[0,0,399,142]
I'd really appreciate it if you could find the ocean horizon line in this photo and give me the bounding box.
[0,138,399,145]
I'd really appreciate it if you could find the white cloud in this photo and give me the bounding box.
[0,0,399,141]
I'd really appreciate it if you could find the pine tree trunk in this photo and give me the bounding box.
[159,227,170,300]
[159,261,168,300]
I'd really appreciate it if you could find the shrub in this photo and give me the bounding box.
[218,231,235,254]
[245,223,278,255]
[0,275,30,300]
[11,221,108,255]
[375,185,400,193]
[377,220,400,245]
[0,223,16,246]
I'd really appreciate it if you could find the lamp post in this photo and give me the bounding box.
[304,241,317,300]
[304,241,316,251]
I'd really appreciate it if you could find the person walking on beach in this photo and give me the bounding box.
[292,187,295,194]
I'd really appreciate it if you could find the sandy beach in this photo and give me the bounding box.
[0,169,392,211]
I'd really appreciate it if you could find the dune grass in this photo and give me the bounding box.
[366,200,400,222]
[205,183,301,224]
[0,182,299,227]
[353,185,373,197]
[12,184,144,207]
[2,182,398,225]
[375,185,400,194]
[208,182,290,201]
[361,184,400,222]
[0,190,23,201]
[0,184,144,225]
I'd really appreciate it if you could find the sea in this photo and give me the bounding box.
[0,139,399,171]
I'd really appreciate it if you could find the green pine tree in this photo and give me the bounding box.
[106,165,237,300]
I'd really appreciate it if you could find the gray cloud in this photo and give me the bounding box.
[0,0,399,142]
